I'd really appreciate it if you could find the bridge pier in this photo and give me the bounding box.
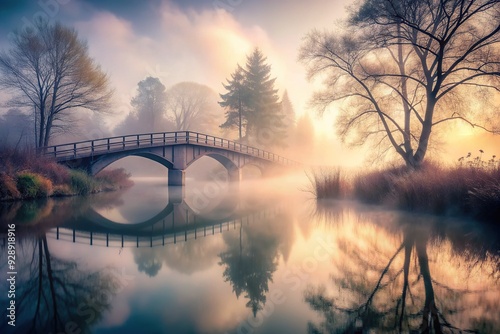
[168,169,185,186]
[228,168,241,183]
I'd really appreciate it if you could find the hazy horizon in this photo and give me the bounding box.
[0,0,498,167]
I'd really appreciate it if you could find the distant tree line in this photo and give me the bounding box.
[114,79,224,136]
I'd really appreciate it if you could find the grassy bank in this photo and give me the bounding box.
[309,161,500,223]
[0,148,133,201]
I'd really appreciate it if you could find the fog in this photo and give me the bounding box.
[0,0,498,171]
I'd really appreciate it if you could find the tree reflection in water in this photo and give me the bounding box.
[134,248,163,277]
[0,234,121,334]
[305,203,500,334]
[219,223,279,317]
[218,210,293,317]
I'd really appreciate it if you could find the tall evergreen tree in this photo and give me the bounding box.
[219,64,248,141]
[244,48,285,147]
[219,48,286,147]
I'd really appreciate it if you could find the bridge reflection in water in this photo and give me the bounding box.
[45,193,281,249]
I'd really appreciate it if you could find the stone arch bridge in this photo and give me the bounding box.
[44,131,299,186]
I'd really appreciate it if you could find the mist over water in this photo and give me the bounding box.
[0,171,499,334]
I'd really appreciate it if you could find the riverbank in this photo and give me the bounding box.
[308,161,500,223]
[0,148,133,201]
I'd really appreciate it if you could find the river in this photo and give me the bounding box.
[1,175,499,334]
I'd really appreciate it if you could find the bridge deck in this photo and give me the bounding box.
[43,131,299,166]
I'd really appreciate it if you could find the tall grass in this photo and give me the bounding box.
[353,162,500,222]
[309,160,500,223]
[353,165,407,204]
[306,167,348,199]
[70,170,99,195]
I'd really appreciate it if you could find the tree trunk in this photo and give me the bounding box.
[38,106,46,149]
[42,235,59,331]
[238,97,242,141]
[416,235,442,334]
[43,114,53,147]
[31,238,44,332]
[397,23,414,164]
[399,231,413,331]
[413,94,437,167]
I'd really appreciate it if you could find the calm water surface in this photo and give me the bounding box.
[1,176,499,334]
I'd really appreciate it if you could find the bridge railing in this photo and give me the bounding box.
[43,131,300,166]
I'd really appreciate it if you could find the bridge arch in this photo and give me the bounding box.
[187,152,241,182]
[239,163,265,180]
[90,151,174,175]
[48,131,298,186]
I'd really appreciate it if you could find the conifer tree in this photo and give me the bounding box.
[219,48,286,147]
[219,64,248,141]
[244,48,285,147]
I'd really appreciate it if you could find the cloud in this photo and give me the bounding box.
[73,1,279,129]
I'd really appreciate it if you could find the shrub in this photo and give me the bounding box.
[52,184,74,197]
[0,173,21,200]
[1,148,134,201]
[70,170,98,195]
[16,172,53,198]
[95,168,134,190]
[16,173,40,198]
[36,175,53,197]
[0,147,70,184]
[33,160,70,185]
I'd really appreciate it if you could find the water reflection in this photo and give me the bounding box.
[0,182,499,334]
[133,236,224,277]
[305,202,500,334]
[219,215,282,316]
[0,235,121,334]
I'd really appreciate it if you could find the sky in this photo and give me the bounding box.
[0,0,498,166]
[0,0,350,120]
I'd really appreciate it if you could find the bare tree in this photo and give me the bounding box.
[300,0,500,167]
[0,19,113,148]
[166,81,222,133]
